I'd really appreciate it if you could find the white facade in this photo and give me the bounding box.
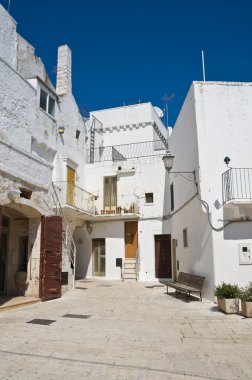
[169,81,252,300]
[0,5,85,297]
[75,103,171,282]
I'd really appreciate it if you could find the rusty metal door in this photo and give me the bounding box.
[155,234,172,278]
[40,216,62,301]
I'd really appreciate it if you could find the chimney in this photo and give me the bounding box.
[56,45,72,95]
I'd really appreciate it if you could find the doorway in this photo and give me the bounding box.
[93,239,105,276]
[0,215,9,293]
[67,166,76,205]
[154,234,172,278]
[104,176,117,213]
[125,221,138,259]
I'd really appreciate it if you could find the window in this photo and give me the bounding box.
[39,88,55,117]
[170,183,174,211]
[183,228,188,247]
[76,130,80,139]
[145,193,154,203]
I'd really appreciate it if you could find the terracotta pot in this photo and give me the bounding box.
[217,298,239,314]
[241,300,252,318]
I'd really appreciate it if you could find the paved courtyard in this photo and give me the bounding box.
[0,280,252,380]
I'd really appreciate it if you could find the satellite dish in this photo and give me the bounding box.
[154,106,164,118]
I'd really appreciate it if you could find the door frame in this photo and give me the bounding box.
[154,234,172,279]
[92,238,106,276]
[124,221,138,259]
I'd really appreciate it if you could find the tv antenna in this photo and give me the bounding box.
[162,93,175,128]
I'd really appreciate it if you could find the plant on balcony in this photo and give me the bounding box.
[215,282,240,314]
[240,282,252,318]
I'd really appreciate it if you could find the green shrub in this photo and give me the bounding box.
[214,282,240,299]
[240,282,252,302]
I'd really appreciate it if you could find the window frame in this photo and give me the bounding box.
[39,87,56,118]
[145,192,154,204]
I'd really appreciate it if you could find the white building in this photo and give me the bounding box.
[73,103,172,282]
[169,81,252,300]
[0,5,86,300]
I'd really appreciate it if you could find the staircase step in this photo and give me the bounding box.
[123,268,137,274]
[123,273,138,279]
[124,258,136,263]
[124,263,136,269]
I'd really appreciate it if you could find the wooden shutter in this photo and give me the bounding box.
[40,216,62,301]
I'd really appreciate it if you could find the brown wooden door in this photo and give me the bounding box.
[67,166,75,205]
[155,234,172,278]
[125,221,138,258]
[40,216,62,301]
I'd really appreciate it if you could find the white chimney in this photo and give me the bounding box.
[56,45,72,95]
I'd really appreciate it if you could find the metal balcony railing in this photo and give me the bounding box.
[53,182,140,216]
[222,168,252,204]
[86,140,167,163]
[53,182,96,214]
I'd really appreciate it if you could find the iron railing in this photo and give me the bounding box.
[53,182,96,214]
[86,140,167,163]
[222,168,252,203]
[53,182,140,216]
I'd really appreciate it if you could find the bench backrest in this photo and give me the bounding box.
[177,272,205,290]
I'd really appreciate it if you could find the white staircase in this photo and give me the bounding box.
[122,258,138,281]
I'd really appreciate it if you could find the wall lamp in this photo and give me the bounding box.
[58,126,65,134]
[162,151,198,194]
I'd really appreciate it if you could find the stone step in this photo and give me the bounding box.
[123,268,137,274]
[124,258,136,264]
[122,273,138,280]
[124,263,136,269]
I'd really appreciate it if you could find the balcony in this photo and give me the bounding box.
[222,168,252,205]
[86,140,167,163]
[53,182,140,221]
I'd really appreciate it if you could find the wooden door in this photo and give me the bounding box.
[125,222,138,259]
[155,234,172,278]
[172,238,177,281]
[67,166,75,205]
[104,176,117,212]
[40,216,62,301]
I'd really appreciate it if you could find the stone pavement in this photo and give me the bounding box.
[0,280,252,380]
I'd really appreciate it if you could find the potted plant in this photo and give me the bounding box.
[215,282,240,314]
[240,282,252,318]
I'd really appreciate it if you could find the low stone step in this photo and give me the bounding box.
[123,268,137,274]
[124,263,136,269]
[124,259,136,264]
[123,273,137,280]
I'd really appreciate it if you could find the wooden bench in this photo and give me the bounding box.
[166,272,205,301]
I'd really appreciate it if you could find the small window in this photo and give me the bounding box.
[76,130,80,139]
[183,228,188,247]
[145,193,154,203]
[40,89,47,112]
[170,183,174,211]
[39,88,56,117]
[48,95,55,117]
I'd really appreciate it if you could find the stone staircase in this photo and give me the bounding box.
[122,258,138,281]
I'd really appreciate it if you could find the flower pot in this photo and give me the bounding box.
[217,298,239,314]
[241,300,252,318]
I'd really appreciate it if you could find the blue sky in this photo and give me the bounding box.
[1,0,252,126]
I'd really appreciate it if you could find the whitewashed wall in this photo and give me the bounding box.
[170,82,252,300]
